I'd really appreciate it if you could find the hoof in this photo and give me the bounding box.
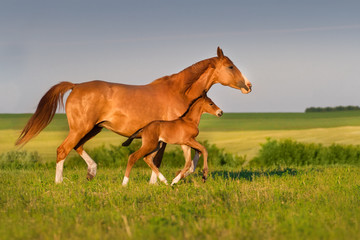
[149,171,158,184]
[202,176,207,183]
[86,171,96,180]
[87,167,97,181]
[86,174,95,181]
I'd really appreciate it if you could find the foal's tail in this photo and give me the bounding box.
[122,128,143,146]
[15,81,75,146]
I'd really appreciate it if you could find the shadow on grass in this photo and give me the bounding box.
[209,168,298,181]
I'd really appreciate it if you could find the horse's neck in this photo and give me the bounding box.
[153,57,217,99]
[181,102,203,127]
[185,68,216,100]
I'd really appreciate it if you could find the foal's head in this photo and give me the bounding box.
[180,93,223,119]
[199,95,223,117]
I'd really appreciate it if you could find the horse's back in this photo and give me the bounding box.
[64,80,166,135]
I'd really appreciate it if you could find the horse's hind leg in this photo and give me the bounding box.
[75,146,97,180]
[56,130,88,183]
[74,126,103,180]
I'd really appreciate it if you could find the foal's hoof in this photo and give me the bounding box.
[202,176,207,183]
[86,172,95,181]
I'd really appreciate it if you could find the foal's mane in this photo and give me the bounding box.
[151,57,217,92]
[179,93,205,119]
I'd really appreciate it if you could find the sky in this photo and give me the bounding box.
[1,0,359,113]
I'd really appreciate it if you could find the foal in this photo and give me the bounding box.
[121,93,223,186]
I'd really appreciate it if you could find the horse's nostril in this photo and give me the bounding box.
[217,110,223,117]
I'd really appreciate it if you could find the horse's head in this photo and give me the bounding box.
[201,94,223,117]
[213,47,252,94]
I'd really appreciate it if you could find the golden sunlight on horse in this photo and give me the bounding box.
[15,47,252,184]
[121,93,223,186]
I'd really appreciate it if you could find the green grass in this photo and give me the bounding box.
[1,166,360,239]
[2,112,360,239]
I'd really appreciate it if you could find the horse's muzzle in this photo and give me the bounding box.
[217,110,223,117]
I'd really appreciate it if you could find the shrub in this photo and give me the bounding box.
[251,138,360,167]
[0,150,45,169]
[0,141,245,170]
[67,140,245,169]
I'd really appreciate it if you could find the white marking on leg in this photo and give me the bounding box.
[171,173,182,186]
[185,163,194,178]
[122,176,129,186]
[55,159,64,183]
[80,151,97,179]
[149,171,158,184]
[158,173,168,185]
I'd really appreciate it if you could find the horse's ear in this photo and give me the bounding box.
[217,47,224,59]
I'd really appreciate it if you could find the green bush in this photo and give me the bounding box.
[67,140,245,169]
[0,150,47,169]
[251,138,360,167]
[0,141,245,169]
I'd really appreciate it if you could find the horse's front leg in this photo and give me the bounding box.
[184,151,200,177]
[186,139,208,182]
[171,145,192,185]
[149,142,167,184]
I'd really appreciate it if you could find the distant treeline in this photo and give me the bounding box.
[305,105,360,113]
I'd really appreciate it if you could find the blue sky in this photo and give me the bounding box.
[1,0,359,113]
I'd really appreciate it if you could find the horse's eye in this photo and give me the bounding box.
[228,66,234,69]
[210,103,213,106]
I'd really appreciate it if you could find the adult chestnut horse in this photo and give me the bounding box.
[16,47,252,183]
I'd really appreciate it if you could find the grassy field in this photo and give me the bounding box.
[1,112,360,239]
[1,166,360,240]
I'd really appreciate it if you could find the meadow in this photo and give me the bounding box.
[1,111,360,239]
[1,166,360,240]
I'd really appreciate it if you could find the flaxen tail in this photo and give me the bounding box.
[122,128,143,146]
[15,81,75,146]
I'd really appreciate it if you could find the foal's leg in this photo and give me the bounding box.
[171,145,192,186]
[122,152,141,186]
[122,141,160,186]
[143,151,168,185]
[149,142,167,184]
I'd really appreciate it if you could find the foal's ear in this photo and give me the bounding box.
[217,47,224,59]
